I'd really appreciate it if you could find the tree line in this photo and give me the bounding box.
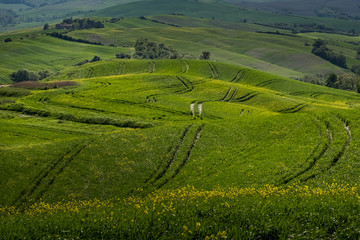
[56,18,104,30]
[10,69,52,82]
[132,38,185,59]
[47,32,102,46]
[312,39,347,69]
[299,72,360,93]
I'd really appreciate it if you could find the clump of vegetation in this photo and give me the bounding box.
[299,72,360,92]
[133,38,187,59]
[55,18,104,30]
[116,53,131,59]
[74,56,101,66]
[4,37,12,42]
[200,51,211,60]
[9,69,53,83]
[48,32,102,46]
[311,39,347,69]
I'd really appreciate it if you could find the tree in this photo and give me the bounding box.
[4,37,12,42]
[312,39,326,50]
[326,73,338,88]
[38,70,52,80]
[201,51,211,60]
[90,56,101,62]
[10,69,39,82]
[43,23,49,30]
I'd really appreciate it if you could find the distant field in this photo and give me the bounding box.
[0,33,128,83]
[1,59,360,238]
[2,15,360,84]
[93,0,360,32]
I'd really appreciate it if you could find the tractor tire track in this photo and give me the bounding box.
[87,67,94,78]
[233,92,260,103]
[300,115,350,182]
[149,125,192,184]
[158,124,205,188]
[278,103,308,113]
[175,76,194,94]
[231,69,247,83]
[179,60,189,74]
[328,116,351,168]
[117,62,126,75]
[12,139,94,211]
[256,79,281,87]
[207,62,219,79]
[281,116,329,184]
[225,88,239,102]
[220,87,233,101]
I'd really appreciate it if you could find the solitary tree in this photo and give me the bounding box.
[201,51,211,60]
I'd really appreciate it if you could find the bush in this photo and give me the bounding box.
[38,70,53,80]
[10,69,39,82]
[200,51,211,60]
[116,53,131,59]
[133,38,185,59]
[90,56,101,62]
[4,37,12,42]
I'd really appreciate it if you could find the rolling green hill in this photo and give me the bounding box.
[1,58,360,238]
[2,2,360,237]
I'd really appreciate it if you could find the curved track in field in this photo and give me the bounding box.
[143,124,205,190]
[157,124,205,188]
[281,114,352,184]
[278,103,308,114]
[12,139,94,211]
[281,116,330,184]
[231,69,247,83]
[207,61,219,79]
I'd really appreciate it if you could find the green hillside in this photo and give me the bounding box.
[1,59,360,238]
[2,1,360,237]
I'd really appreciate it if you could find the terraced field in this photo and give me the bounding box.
[2,59,360,238]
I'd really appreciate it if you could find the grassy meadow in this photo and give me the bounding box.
[2,58,360,238]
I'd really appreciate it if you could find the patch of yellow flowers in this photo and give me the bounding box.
[1,182,359,216]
